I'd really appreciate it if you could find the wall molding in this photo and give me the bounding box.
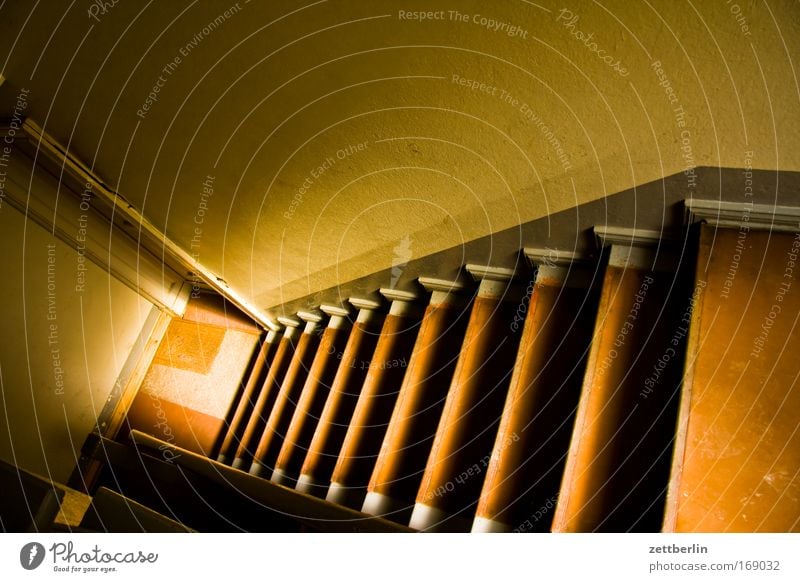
[685,199,800,232]
[2,118,277,329]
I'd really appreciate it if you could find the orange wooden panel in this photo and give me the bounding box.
[668,226,800,532]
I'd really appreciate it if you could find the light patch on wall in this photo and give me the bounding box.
[141,328,259,420]
[153,319,225,374]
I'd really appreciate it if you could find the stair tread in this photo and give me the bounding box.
[128,430,412,533]
[81,487,195,533]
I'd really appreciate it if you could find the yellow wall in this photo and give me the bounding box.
[0,203,151,483]
[0,1,797,309]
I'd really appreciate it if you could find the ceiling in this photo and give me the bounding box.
[0,0,798,311]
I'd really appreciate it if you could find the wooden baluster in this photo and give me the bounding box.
[327,289,422,508]
[217,329,281,464]
[231,320,300,469]
[247,313,323,476]
[362,278,469,523]
[553,229,683,532]
[296,299,384,496]
[271,308,351,487]
[473,251,597,532]
[410,266,520,532]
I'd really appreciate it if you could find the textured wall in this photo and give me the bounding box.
[0,204,152,483]
[0,1,796,309]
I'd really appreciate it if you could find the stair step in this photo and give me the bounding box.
[81,487,194,532]
[83,430,410,532]
[130,431,410,532]
[0,458,66,532]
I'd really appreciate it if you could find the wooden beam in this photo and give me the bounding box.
[130,430,412,533]
[68,305,172,493]
[81,487,194,532]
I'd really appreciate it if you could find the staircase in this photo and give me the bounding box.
[78,199,800,533]
[201,224,697,532]
[3,115,796,533]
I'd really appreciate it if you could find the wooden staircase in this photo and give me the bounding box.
[56,200,800,533]
[171,226,696,532]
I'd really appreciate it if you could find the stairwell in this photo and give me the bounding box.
[94,201,797,533]
[203,226,693,532]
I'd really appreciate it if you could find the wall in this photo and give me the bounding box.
[0,1,797,312]
[0,203,152,484]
